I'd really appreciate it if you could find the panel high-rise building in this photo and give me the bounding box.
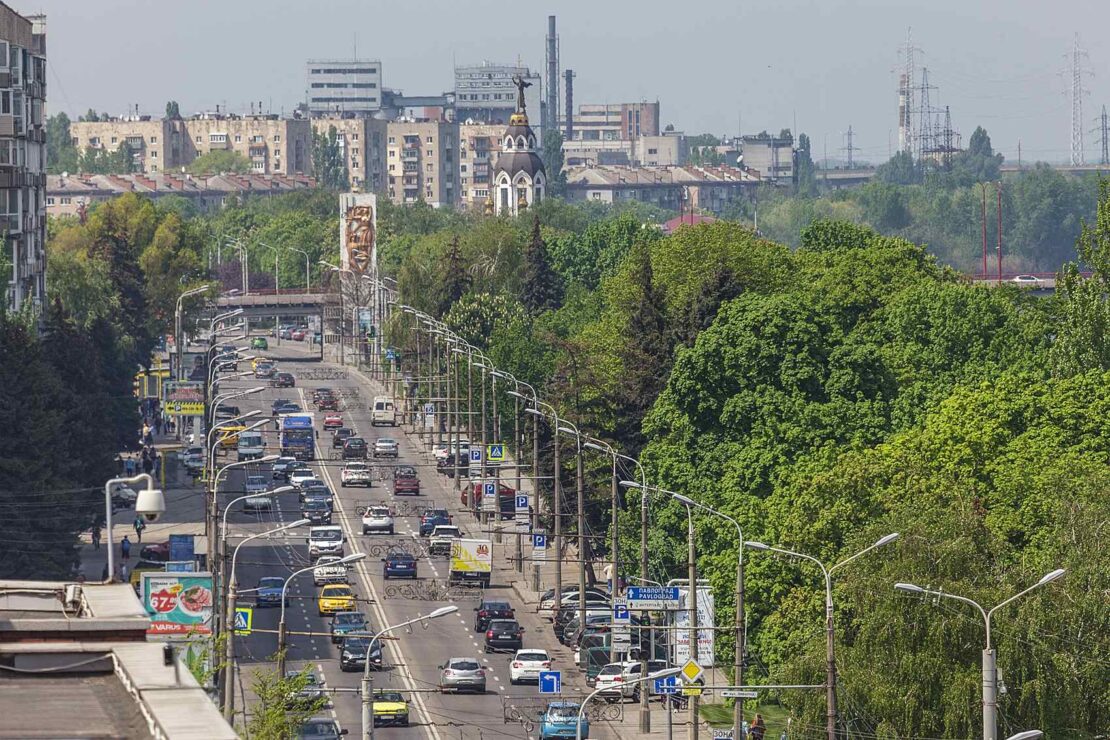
[306,59,383,116]
[455,62,541,130]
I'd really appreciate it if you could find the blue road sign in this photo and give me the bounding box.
[233,606,253,635]
[532,533,547,549]
[470,448,482,462]
[484,482,496,496]
[539,670,561,694]
[516,494,528,510]
[627,585,681,609]
[613,603,630,622]
[654,675,679,695]
[487,444,505,461]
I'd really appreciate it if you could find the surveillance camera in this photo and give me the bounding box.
[135,488,166,523]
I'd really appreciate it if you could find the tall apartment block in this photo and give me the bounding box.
[385,120,458,207]
[2,6,46,314]
[306,59,383,116]
[310,116,387,192]
[458,123,503,209]
[455,62,541,129]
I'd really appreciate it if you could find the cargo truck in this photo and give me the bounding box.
[448,538,492,588]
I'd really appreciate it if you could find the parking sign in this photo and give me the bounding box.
[470,448,482,463]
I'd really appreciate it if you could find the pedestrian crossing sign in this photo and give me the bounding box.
[233,606,253,635]
[487,444,505,462]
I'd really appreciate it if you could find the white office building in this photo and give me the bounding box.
[306,59,383,116]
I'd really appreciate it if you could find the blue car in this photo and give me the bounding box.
[383,551,418,579]
[539,701,588,739]
[255,576,288,608]
[418,509,452,536]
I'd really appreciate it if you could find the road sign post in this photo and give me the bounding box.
[539,670,562,694]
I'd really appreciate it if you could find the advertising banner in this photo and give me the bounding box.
[169,534,195,563]
[340,192,377,277]
[163,381,204,417]
[672,584,715,666]
[142,572,214,636]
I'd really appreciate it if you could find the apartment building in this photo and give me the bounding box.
[455,62,541,129]
[564,102,659,142]
[306,58,383,116]
[385,119,458,207]
[71,113,311,176]
[740,133,794,182]
[2,7,46,315]
[458,123,502,210]
[310,116,387,191]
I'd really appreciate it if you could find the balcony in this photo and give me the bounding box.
[401,149,419,161]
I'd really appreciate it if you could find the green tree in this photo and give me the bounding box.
[186,149,251,174]
[46,113,80,174]
[433,235,471,316]
[519,216,564,316]
[165,100,181,119]
[244,660,327,736]
[875,150,923,185]
[79,145,134,174]
[540,129,567,197]
[793,132,818,197]
[311,125,349,191]
[857,182,911,231]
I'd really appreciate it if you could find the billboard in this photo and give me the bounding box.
[163,381,205,417]
[340,192,377,277]
[672,584,715,666]
[142,572,214,636]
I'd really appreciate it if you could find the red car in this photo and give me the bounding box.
[323,413,343,430]
[464,482,516,517]
[291,329,306,341]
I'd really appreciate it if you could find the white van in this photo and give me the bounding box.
[307,525,345,560]
[237,431,266,461]
[371,396,396,427]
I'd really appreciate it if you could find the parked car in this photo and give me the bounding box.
[509,648,552,685]
[271,372,296,388]
[255,576,288,608]
[333,428,355,448]
[539,587,611,613]
[593,661,641,701]
[392,465,420,495]
[292,329,306,341]
[139,541,170,562]
[343,437,368,460]
[362,505,394,535]
[339,635,382,672]
[438,657,486,693]
[329,611,368,644]
[382,550,418,579]
[373,437,399,458]
[539,701,588,739]
[474,599,515,632]
[418,508,452,536]
[484,618,524,653]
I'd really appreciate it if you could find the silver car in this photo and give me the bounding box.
[373,437,399,458]
[439,656,486,693]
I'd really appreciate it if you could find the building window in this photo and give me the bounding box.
[273,134,281,142]
[61,197,71,205]
[352,148,359,155]
[352,133,359,141]
[461,165,467,173]
[195,136,202,143]
[111,136,117,144]
[388,136,395,144]
[46,196,54,205]
[150,136,158,144]
[425,149,432,156]
[235,134,242,142]
[388,164,395,172]
[151,151,158,158]
[426,136,432,143]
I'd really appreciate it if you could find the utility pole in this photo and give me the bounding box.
[1093,104,1109,166]
[684,506,699,740]
[996,182,1004,283]
[980,183,989,278]
[575,432,587,648]
[840,126,860,169]
[1070,34,1090,165]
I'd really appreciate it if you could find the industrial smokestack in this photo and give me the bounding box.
[564,69,575,141]
[546,15,559,133]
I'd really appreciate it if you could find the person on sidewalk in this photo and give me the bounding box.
[133,516,146,543]
[91,525,101,550]
[750,714,766,740]
[603,563,614,594]
[120,535,132,561]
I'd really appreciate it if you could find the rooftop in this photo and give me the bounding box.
[565,164,761,188]
[48,172,316,197]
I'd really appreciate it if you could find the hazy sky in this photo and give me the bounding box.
[30,0,1110,165]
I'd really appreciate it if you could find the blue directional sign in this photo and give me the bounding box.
[654,675,679,695]
[532,533,547,549]
[627,585,681,610]
[539,670,562,694]
[470,448,482,462]
[487,444,505,461]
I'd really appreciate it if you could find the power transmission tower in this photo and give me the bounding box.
[1069,34,1090,165]
[841,125,861,169]
[916,67,937,158]
[1093,104,1109,166]
[897,28,923,156]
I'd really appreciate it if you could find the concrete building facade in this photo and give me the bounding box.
[455,62,541,130]
[458,123,502,210]
[2,6,46,315]
[564,164,758,212]
[70,117,190,174]
[310,116,387,192]
[385,119,458,207]
[741,133,794,182]
[563,101,660,142]
[306,58,383,116]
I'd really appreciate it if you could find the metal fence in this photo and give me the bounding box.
[501,694,623,730]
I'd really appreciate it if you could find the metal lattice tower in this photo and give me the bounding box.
[841,125,861,168]
[916,67,937,157]
[1097,105,1109,166]
[897,28,921,156]
[1070,34,1089,165]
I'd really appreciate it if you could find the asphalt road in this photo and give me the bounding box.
[220,337,569,739]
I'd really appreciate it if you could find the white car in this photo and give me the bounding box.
[182,447,204,472]
[433,439,470,461]
[244,475,269,495]
[341,462,372,488]
[509,649,552,685]
[594,661,640,701]
[428,525,462,556]
[361,505,394,535]
[313,555,349,586]
[289,469,318,488]
[1012,274,1041,284]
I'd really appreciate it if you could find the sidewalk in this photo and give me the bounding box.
[79,433,207,585]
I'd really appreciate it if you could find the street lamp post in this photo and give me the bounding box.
[222,518,310,719]
[526,402,563,615]
[556,420,588,647]
[360,606,458,740]
[577,667,683,740]
[584,438,620,662]
[277,553,367,676]
[102,473,158,582]
[175,284,211,381]
[895,570,1065,740]
[747,533,900,740]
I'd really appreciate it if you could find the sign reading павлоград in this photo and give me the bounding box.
[627,585,680,609]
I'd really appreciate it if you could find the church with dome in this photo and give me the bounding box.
[491,75,546,216]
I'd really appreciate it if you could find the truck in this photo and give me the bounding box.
[448,538,492,588]
[279,413,315,461]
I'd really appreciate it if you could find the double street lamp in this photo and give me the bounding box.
[895,570,1065,740]
[577,666,682,740]
[277,553,367,676]
[746,533,900,740]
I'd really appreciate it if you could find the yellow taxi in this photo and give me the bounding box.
[317,584,355,616]
[218,425,245,450]
[371,690,410,728]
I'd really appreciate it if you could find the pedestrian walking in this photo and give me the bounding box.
[133,516,146,543]
[120,535,132,561]
[91,525,101,550]
[750,714,766,740]
[120,564,129,583]
[603,563,614,594]
[142,456,153,475]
